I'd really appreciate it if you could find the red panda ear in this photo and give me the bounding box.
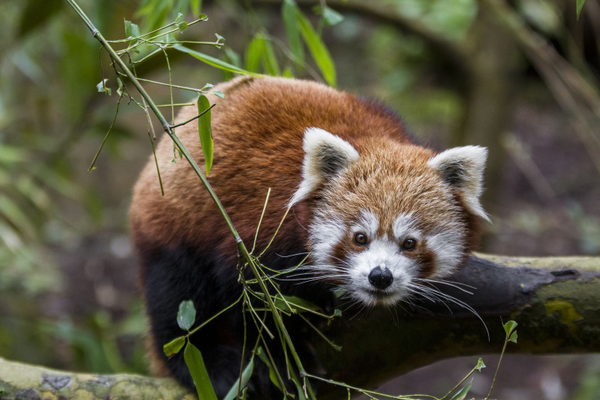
[428,146,490,222]
[289,127,359,207]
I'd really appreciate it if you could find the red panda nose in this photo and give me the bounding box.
[368,266,393,290]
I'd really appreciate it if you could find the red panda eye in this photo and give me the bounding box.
[354,232,368,246]
[402,238,417,251]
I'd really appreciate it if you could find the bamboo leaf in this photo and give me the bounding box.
[163,336,186,357]
[223,357,255,400]
[282,0,305,67]
[577,0,586,19]
[256,347,284,393]
[296,9,337,87]
[184,342,218,400]
[174,45,263,77]
[190,0,202,16]
[274,294,320,314]
[177,300,196,331]
[245,36,265,73]
[262,36,281,76]
[450,381,472,400]
[197,94,213,176]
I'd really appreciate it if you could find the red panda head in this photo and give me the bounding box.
[289,127,488,306]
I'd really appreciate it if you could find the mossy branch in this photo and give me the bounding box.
[2,254,600,399]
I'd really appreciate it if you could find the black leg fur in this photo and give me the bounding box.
[138,234,330,399]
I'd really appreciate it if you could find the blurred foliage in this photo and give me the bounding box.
[1,0,600,398]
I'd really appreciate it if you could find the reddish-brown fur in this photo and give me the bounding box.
[130,76,480,383]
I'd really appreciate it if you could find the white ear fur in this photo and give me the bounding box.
[428,145,490,221]
[288,127,359,207]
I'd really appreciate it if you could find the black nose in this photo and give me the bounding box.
[368,266,393,290]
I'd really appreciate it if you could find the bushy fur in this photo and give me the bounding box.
[130,76,486,397]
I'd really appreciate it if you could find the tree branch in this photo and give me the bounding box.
[2,255,599,399]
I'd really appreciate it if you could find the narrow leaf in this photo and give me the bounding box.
[184,342,218,400]
[197,94,213,176]
[190,0,202,16]
[282,0,305,67]
[177,300,196,331]
[262,36,281,76]
[450,381,472,400]
[274,294,320,314]
[245,36,265,73]
[174,45,263,77]
[223,358,255,400]
[257,347,284,392]
[296,9,337,87]
[577,0,586,19]
[163,336,186,357]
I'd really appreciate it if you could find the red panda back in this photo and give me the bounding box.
[130,76,410,265]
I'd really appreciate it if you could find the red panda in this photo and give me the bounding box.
[130,76,487,397]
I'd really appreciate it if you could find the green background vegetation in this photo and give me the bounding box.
[1,0,600,398]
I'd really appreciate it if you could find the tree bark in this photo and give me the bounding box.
[1,254,599,399]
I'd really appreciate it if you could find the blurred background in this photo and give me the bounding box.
[1,0,599,399]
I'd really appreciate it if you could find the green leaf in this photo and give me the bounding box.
[190,0,202,16]
[282,0,305,68]
[174,45,264,77]
[245,34,280,76]
[245,36,265,73]
[503,320,518,337]
[212,90,225,98]
[577,0,586,19]
[509,330,518,344]
[475,357,486,372]
[450,381,472,400]
[223,358,255,400]
[184,342,218,400]
[163,336,186,357]
[197,94,214,176]
[124,19,141,41]
[262,36,281,76]
[177,300,196,331]
[296,8,337,87]
[177,21,188,33]
[320,6,344,26]
[96,79,111,96]
[274,294,320,314]
[257,347,284,392]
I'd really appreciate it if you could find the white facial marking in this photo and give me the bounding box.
[426,224,465,278]
[392,213,421,241]
[289,127,359,207]
[428,145,490,222]
[354,210,379,238]
[309,213,346,266]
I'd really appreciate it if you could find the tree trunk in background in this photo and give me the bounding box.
[452,1,522,217]
[2,254,600,399]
